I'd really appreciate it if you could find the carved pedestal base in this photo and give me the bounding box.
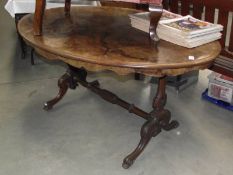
[44,65,179,169]
[122,110,179,168]
[122,76,179,169]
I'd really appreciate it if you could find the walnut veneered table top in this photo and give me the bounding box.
[18,6,221,77]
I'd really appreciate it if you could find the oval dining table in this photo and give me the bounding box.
[18,6,221,169]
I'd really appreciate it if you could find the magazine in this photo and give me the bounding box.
[159,15,223,36]
[129,12,223,48]
[131,20,222,39]
[157,31,221,48]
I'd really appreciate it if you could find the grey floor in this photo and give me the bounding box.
[1,1,233,175]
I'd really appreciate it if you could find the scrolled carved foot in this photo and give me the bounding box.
[122,157,134,169]
[43,73,73,111]
[162,120,179,131]
[156,109,179,131]
[43,102,53,111]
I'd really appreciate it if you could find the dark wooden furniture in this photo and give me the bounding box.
[15,13,28,60]
[15,13,35,65]
[18,6,221,168]
[163,0,233,77]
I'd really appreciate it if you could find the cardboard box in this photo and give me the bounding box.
[208,72,233,104]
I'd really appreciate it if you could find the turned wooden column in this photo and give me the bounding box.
[153,76,167,111]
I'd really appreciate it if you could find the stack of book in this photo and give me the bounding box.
[129,10,223,48]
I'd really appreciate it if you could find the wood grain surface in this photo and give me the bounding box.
[18,6,221,76]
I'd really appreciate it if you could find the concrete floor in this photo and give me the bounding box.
[0,1,233,175]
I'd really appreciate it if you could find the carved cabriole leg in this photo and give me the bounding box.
[44,73,69,110]
[122,76,179,169]
[34,0,46,35]
[44,72,76,110]
[122,117,161,169]
[65,0,71,16]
